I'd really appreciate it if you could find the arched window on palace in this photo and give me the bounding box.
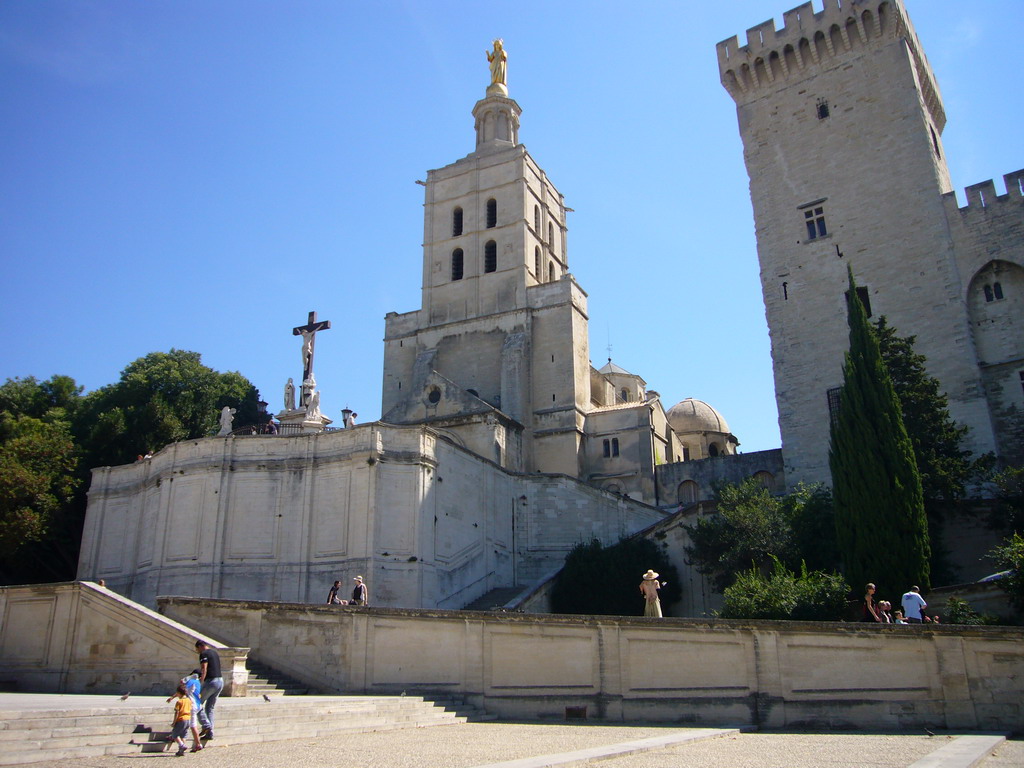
[534,246,541,279]
[548,261,555,282]
[452,207,463,237]
[708,443,720,457]
[486,198,497,228]
[484,240,497,273]
[534,205,540,231]
[548,222,554,245]
[677,480,698,505]
[753,470,775,493]
[451,248,464,281]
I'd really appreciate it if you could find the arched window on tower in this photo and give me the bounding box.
[451,248,464,281]
[708,443,720,457]
[534,246,541,279]
[484,240,497,273]
[486,199,497,228]
[452,207,463,237]
[548,261,555,282]
[620,388,629,402]
[534,205,540,231]
[548,222,554,245]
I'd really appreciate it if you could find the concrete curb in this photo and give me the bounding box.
[908,734,1007,768]
[465,727,741,768]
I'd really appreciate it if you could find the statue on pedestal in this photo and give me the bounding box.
[217,406,236,436]
[284,378,296,411]
[486,39,507,92]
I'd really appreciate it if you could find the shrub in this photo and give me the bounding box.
[719,557,849,621]
[943,596,999,626]
[989,533,1024,612]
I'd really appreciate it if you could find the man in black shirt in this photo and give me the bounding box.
[194,639,223,740]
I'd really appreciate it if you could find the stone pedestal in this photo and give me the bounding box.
[277,408,332,433]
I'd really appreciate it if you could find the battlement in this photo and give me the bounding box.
[717,0,944,130]
[942,169,1024,217]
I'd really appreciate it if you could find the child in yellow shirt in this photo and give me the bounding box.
[168,683,192,757]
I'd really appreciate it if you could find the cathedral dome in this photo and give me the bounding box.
[667,398,731,435]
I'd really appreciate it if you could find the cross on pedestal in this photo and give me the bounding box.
[292,310,331,405]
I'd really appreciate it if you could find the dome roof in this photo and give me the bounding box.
[667,398,731,435]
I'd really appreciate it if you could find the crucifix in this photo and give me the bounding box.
[292,310,331,407]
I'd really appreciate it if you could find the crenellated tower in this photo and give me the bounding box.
[717,0,1011,487]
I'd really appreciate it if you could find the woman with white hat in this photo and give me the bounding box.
[639,569,665,618]
[351,576,368,606]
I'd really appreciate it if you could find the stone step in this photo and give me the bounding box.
[0,695,473,766]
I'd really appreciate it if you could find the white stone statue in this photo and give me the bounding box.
[217,406,236,436]
[306,390,322,421]
[300,328,314,372]
[301,374,316,408]
[486,39,507,89]
[284,378,296,411]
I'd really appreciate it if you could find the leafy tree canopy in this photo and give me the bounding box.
[551,537,681,616]
[0,414,79,557]
[684,478,836,592]
[873,317,980,503]
[79,349,260,467]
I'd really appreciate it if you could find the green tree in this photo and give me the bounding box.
[0,414,79,557]
[719,557,850,621]
[829,267,930,596]
[78,349,260,468]
[684,478,836,592]
[551,537,681,616]
[873,317,977,503]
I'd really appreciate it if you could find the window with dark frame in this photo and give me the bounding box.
[612,438,619,457]
[804,206,827,239]
[827,386,842,427]
[484,240,497,273]
[602,439,610,458]
[451,248,464,281]
[452,207,463,237]
[816,98,830,120]
[486,198,497,228]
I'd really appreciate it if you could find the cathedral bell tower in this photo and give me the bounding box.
[381,40,591,477]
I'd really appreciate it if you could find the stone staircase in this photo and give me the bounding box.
[0,694,479,765]
[245,657,312,696]
[462,586,528,611]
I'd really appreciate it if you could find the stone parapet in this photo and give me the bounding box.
[160,596,1024,731]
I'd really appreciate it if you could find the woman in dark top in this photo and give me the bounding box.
[861,582,880,622]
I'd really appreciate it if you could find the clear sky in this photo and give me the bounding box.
[1,0,1020,453]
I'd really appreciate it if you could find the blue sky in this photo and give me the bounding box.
[1,0,1020,453]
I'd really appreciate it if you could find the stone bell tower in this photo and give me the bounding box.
[381,40,591,477]
[717,0,1000,487]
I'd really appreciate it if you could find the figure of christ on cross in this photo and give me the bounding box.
[292,310,331,407]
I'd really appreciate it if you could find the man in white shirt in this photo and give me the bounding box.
[901,585,927,624]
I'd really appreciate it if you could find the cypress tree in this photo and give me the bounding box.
[829,267,930,596]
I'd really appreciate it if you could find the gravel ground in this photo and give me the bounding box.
[20,723,1021,768]
[972,738,1024,767]
[23,722,685,768]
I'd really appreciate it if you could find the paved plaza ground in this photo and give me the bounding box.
[21,720,1023,768]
